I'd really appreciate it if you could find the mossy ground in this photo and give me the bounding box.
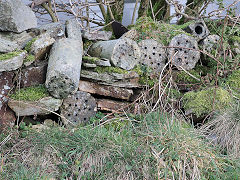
[182,87,232,117]
[10,85,49,101]
[0,51,23,61]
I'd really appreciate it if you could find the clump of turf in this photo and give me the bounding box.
[182,87,232,117]
[11,85,49,101]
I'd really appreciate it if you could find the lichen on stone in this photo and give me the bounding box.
[94,66,128,74]
[24,37,38,53]
[182,87,232,117]
[11,85,49,101]
[0,51,23,61]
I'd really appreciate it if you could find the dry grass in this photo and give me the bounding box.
[199,105,240,158]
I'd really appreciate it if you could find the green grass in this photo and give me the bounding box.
[1,111,239,179]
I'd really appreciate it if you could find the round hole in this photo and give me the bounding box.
[144,54,147,57]
[184,50,187,53]
[85,99,88,103]
[88,108,91,111]
[84,117,87,121]
[150,62,153,65]
[153,52,155,55]
[159,54,161,56]
[69,104,72,107]
[186,40,189,43]
[177,58,182,63]
[144,47,147,49]
[186,62,189,65]
[193,46,196,49]
[179,48,182,51]
[157,63,160,66]
[153,47,156,49]
[78,109,81,111]
[75,104,77,107]
[75,114,78,116]
[68,114,71,116]
[193,56,195,59]
[195,25,203,35]
[177,42,180,45]
[185,57,187,59]
[175,49,178,53]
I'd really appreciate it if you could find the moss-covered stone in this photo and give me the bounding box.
[23,54,35,63]
[0,51,23,61]
[11,85,49,101]
[82,56,100,64]
[94,66,128,74]
[182,87,232,117]
[24,38,38,53]
[133,17,192,45]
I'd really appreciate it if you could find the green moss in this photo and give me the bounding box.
[226,70,240,98]
[83,40,93,51]
[175,70,201,84]
[94,66,128,74]
[11,85,49,101]
[24,38,37,53]
[82,56,100,64]
[0,51,23,61]
[24,54,35,63]
[133,65,157,87]
[134,17,192,45]
[230,36,240,43]
[182,87,232,117]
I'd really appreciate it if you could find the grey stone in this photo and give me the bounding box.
[45,38,83,99]
[30,33,55,60]
[82,30,112,41]
[65,19,83,43]
[168,34,200,70]
[96,58,111,67]
[60,91,97,126]
[38,22,65,39]
[8,96,62,116]
[0,31,34,49]
[201,35,221,53]
[184,20,209,41]
[138,39,166,73]
[0,0,37,33]
[120,29,138,40]
[80,70,140,88]
[0,38,19,53]
[0,51,26,72]
[82,63,97,68]
[88,38,141,70]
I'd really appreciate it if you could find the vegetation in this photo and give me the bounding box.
[1,111,240,179]
[94,66,128,74]
[24,38,38,53]
[0,51,23,61]
[182,87,232,117]
[10,85,49,101]
[23,54,35,63]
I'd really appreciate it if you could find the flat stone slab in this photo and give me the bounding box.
[96,99,129,112]
[0,31,33,49]
[79,80,133,100]
[80,70,140,88]
[0,51,26,72]
[8,97,62,116]
[82,30,112,41]
[0,0,37,33]
[0,38,19,53]
[20,60,48,88]
[30,33,55,60]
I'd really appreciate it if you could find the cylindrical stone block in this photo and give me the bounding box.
[60,91,97,126]
[184,20,210,41]
[88,38,141,70]
[45,38,83,99]
[138,39,166,73]
[168,34,200,70]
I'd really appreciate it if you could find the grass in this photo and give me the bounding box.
[1,111,239,179]
[0,51,23,61]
